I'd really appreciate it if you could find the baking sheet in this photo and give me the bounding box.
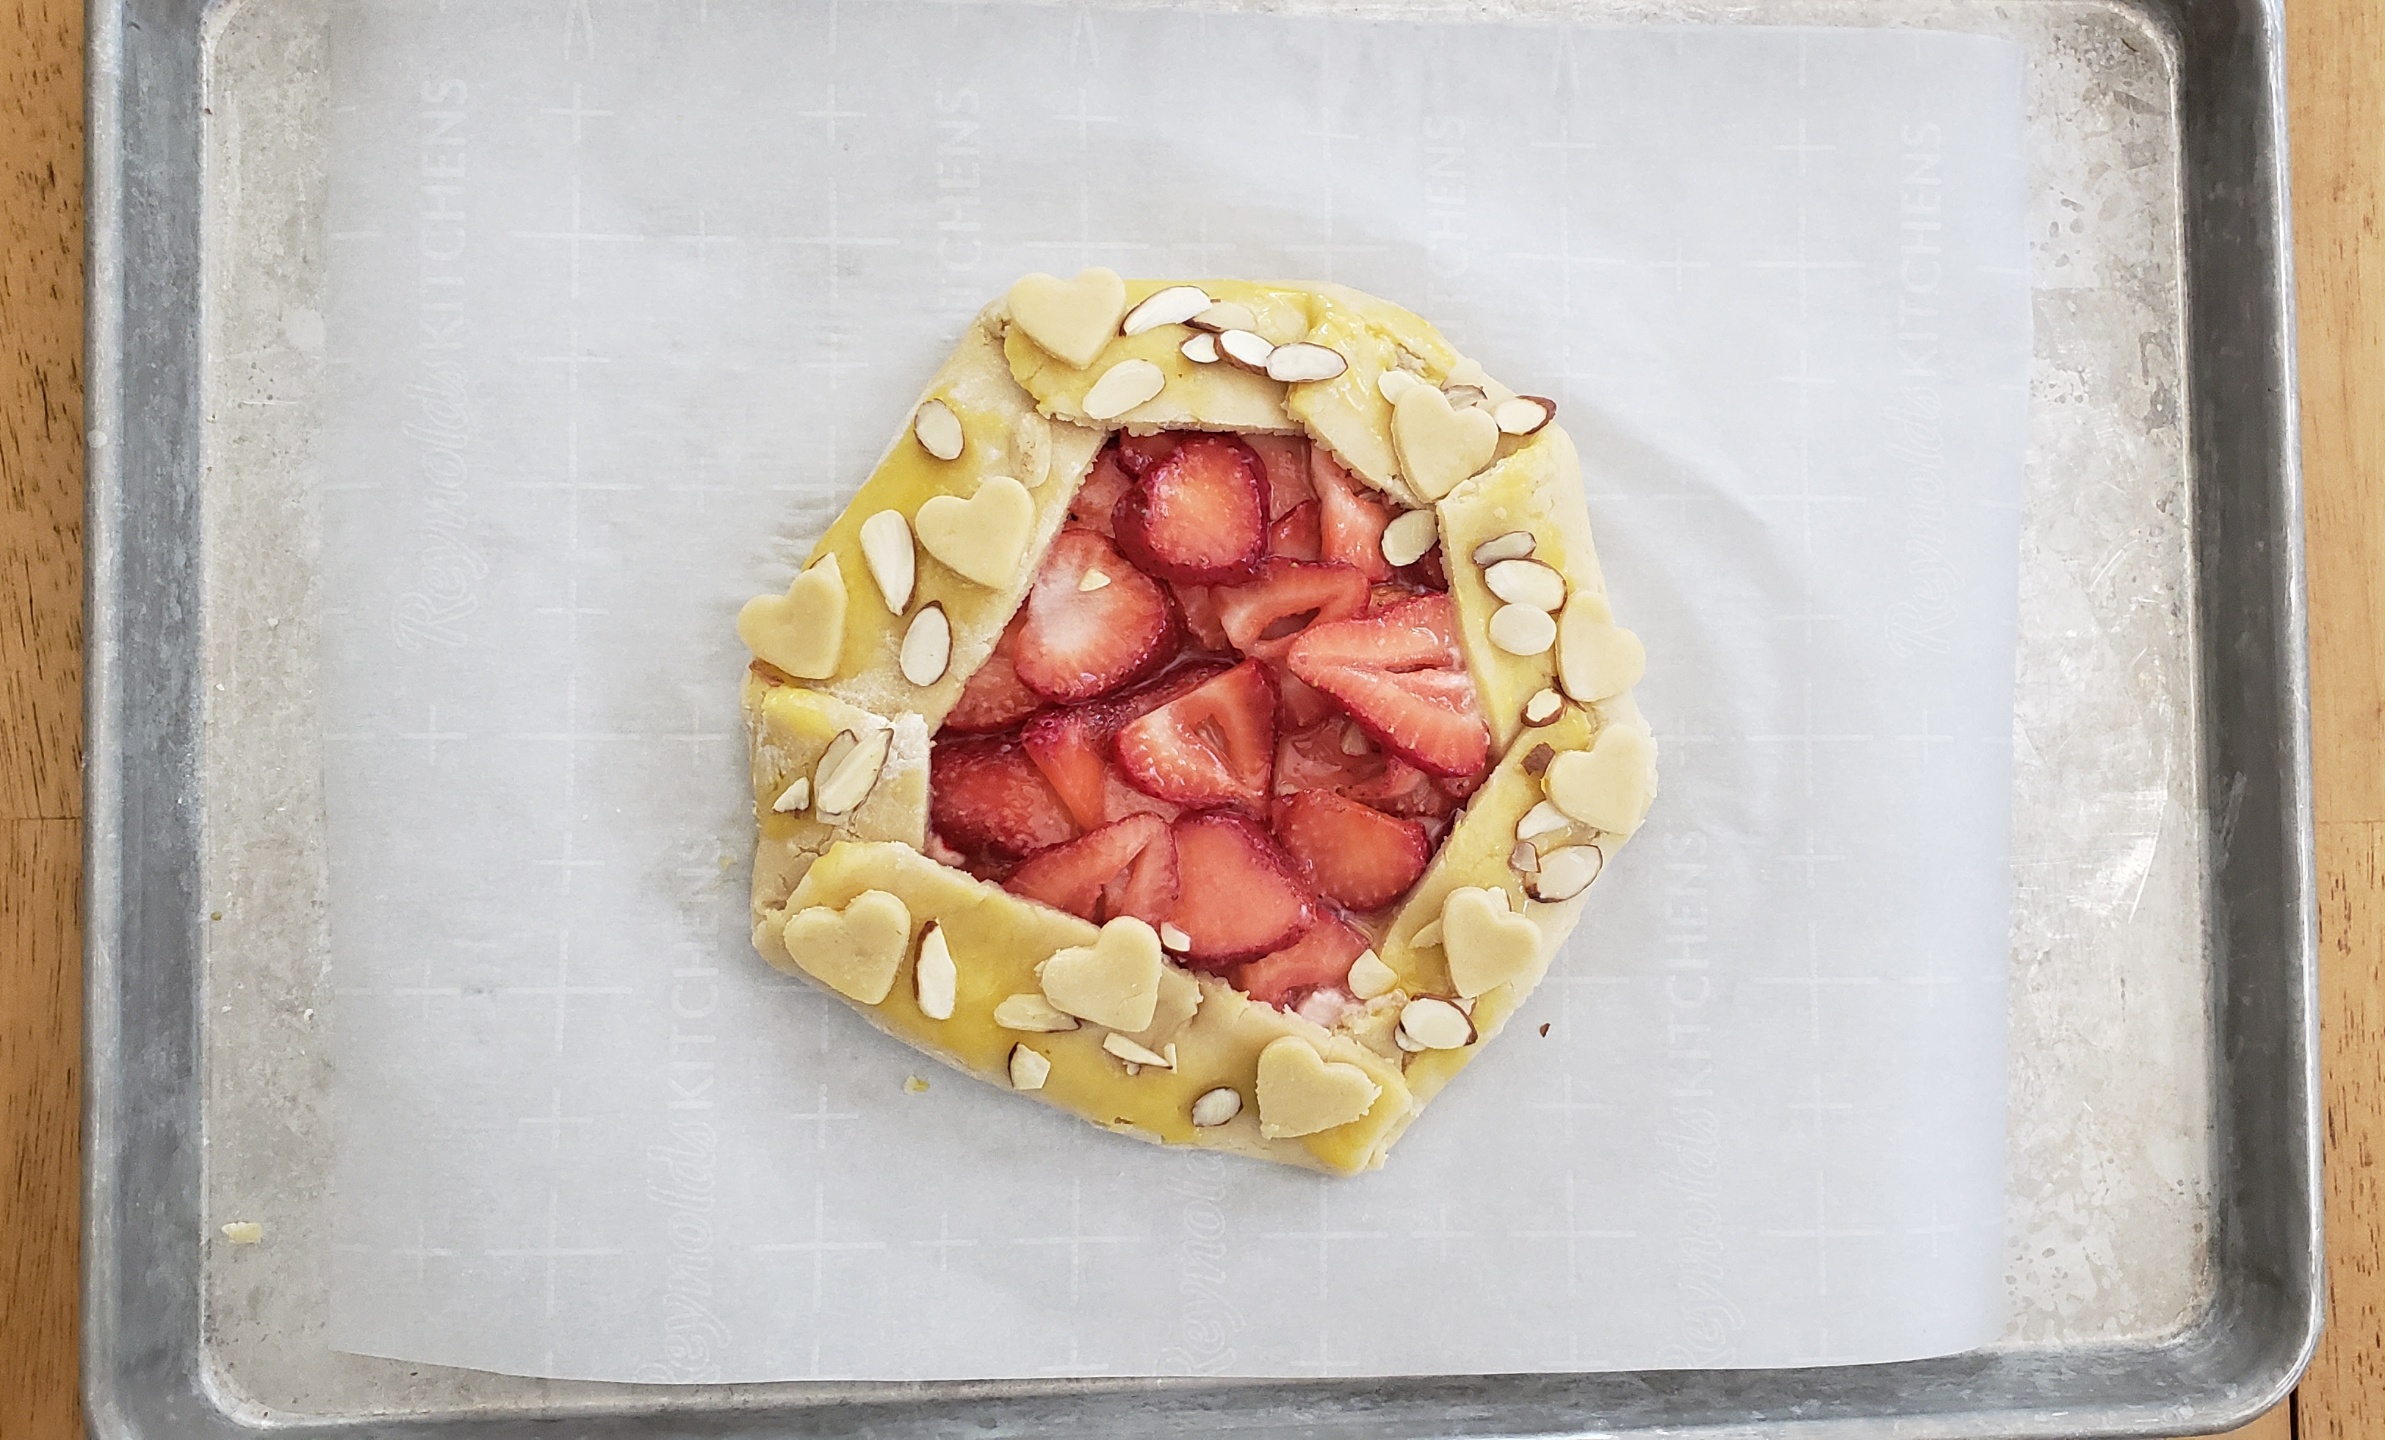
[300,1,2031,1383]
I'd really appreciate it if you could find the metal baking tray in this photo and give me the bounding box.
[83,0,2318,1433]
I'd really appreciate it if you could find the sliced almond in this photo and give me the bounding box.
[1557,594,1649,703]
[1471,530,1537,566]
[770,777,811,813]
[1380,508,1439,568]
[1159,922,1193,953]
[994,993,1079,1032]
[1494,395,1557,436]
[1338,726,1372,756]
[1485,558,1568,612]
[1522,687,1565,727]
[1377,369,1425,404]
[899,603,952,687]
[811,730,858,808]
[1190,1086,1243,1128]
[1516,799,1571,841]
[1346,948,1399,999]
[814,725,892,817]
[1409,918,1444,950]
[1441,384,1488,410]
[1123,284,1212,335]
[1508,840,1540,875]
[1077,568,1112,593]
[912,398,965,461]
[1265,342,1350,383]
[1188,300,1258,333]
[1082,358,1167,421]
[1012,411,1053,488]
[1180,332,1221,365]
[1489,602,1558,656]
[1526,844,1604,902]
[1394,1025,1425,1053]
[1398,996,1476,1050]
[1102,1032,1175,1070]
[1216,329,1276,373]
[914,921,957,1020]
[857,509,916,614]
[1521,743,1557,776]
[1008,1043,1052,1090]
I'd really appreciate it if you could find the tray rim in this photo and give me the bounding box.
[79,0,2321,1434]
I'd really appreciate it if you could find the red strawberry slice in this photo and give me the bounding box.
[1342,751,1463,818]
[1266,500,1322,561]
[1014,527,1180,703]
[1068,446,1135,537]
[1005,813,1177,926]
[1243,433,1315,519]
[944,615,1044,734]
[1213,558,1369,663]
[1275,718,1380,795]
[1021,662,1226,829]
[929,735,1080,862]
[1172,583,1232,652]
[1311,448,1394,582]
[1234,914,1370,1007]
[1112,434,1269,584]
[1114,659,1277,809]
[1288,592,1464,671]
[1164,810,1314,966]
[1114,432,1181,476]
[1287,595,1489,778]
[1291,664,1489,779]
[1273,790,1432,911]
[1275,668,1339,729]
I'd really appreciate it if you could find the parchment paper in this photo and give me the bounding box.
[318,0,2028,1381]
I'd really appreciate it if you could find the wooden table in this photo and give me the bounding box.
[0,0,2366,1434]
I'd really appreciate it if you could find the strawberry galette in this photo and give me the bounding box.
[737,273,1655,1174]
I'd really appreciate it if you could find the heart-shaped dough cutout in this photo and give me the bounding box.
[736,553,847,680]
[915,475,1035,588]
[780,888,912,1004]
[1544,723,1658,836]
[1255,1036,1382,1139]
[1391,384,1501,500]
[1441,885,1542,999]
[1007,268,1130,370]
[1037,916,1163,1032]
[1557,591,1647,702]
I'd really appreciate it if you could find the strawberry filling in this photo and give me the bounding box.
[927,428,1498,1012]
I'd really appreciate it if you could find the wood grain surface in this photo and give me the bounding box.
[0,0,2358,1435]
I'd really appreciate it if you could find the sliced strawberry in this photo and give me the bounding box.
[1112,434,1268,584]
[1292,664,1490,779]
[1275,668,1339,729]
[1288,592,1463,672]
[1014,528,1180,703]
[1267,500,1322,561]
[1342,751,1462,818]
[1173,583,1232,652]
[1005,813,1176,925]
[1165,810,1314,966]
[1114,432,1181,476]
[1214,558,1369,663]
[929,735,1079,862]
[1275,718,1380,795]
[1274,789,1433,911]
[1403,544,1449,591]
[944,615,1044,734]
[1114,659,1277,810]
[1310,448,1394,582]
[1101,766,1182,826]
[1243,433,1315,519]
[1368,580,1432,614]
[1068,445,1135,537]
[1233,914,1370,1008]
[1021,662,1225,829]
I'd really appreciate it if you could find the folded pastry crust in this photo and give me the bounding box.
[737,274,1655,1174]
